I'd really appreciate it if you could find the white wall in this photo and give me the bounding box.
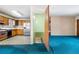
[51,16,76,36]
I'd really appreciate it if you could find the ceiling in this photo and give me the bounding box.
[50,5,79,16]
[0,5,46,19]
[1,5,79,18]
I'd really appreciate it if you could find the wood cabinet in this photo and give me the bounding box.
[0,16,4,24]
[0,16,9,25]
[15,20,18,25]
[3,17,9,25]
[11,29,24,36]
[16,29,24,35]
[15,20,26,26]
[12,29,17,36]
[18,20,23,25]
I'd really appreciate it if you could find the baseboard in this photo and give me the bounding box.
[51,32,76,36]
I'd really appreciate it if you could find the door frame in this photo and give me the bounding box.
[77,20,79,36]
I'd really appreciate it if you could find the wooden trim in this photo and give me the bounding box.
[75,19,77,36]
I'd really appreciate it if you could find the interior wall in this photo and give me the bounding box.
[34,14,45,32]
[51,16,75,36]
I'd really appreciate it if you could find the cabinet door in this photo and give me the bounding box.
[17,29,24,35]
[15,20,26,26]
[0,16,4,24]
[12,30,15,36]
[3,17,9,25]
[19,20,24,25]
[15,20,18,25]
[14,30,16,36]
[15,20,22,25]
[0,16,9,25]
[12,29,17,36]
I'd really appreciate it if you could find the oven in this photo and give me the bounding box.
[0,30,7,41]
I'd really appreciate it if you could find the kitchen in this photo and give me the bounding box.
[0,6,31,44]
[0,5,48,45]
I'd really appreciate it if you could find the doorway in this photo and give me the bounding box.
[77,20,79,36]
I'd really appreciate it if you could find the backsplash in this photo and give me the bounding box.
[0,25,14,28]
[0,25,24,29]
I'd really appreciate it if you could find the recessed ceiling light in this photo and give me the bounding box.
[11,10,22,17]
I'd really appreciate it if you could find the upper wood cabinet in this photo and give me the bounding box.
[19,20,26,25]
[0,16,9,25]
[15,20,26,26]
[3,17,9,25]
[0,16,4,24]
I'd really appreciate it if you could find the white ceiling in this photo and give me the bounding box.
[50,5,79,16]
[1,5,79,18]
[0,5,46,19]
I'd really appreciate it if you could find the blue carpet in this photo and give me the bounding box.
[49,36,79,54]
[0,44,50,54]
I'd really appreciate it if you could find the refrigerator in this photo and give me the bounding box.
[23,22,31,36]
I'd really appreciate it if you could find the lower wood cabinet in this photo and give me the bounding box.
[16,29,24,35]
[12,29,24,36]
[12,29,17,36]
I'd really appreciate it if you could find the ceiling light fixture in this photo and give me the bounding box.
[11,10,22,17]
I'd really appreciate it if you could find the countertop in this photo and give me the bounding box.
[0,30,6,31]
[0,28,24,30]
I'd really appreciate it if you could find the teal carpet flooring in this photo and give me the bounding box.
[49,36,79,54]
[0,43,50,54]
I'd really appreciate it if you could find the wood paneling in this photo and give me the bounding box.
[43,6,49,50]
[44,20,49,49]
